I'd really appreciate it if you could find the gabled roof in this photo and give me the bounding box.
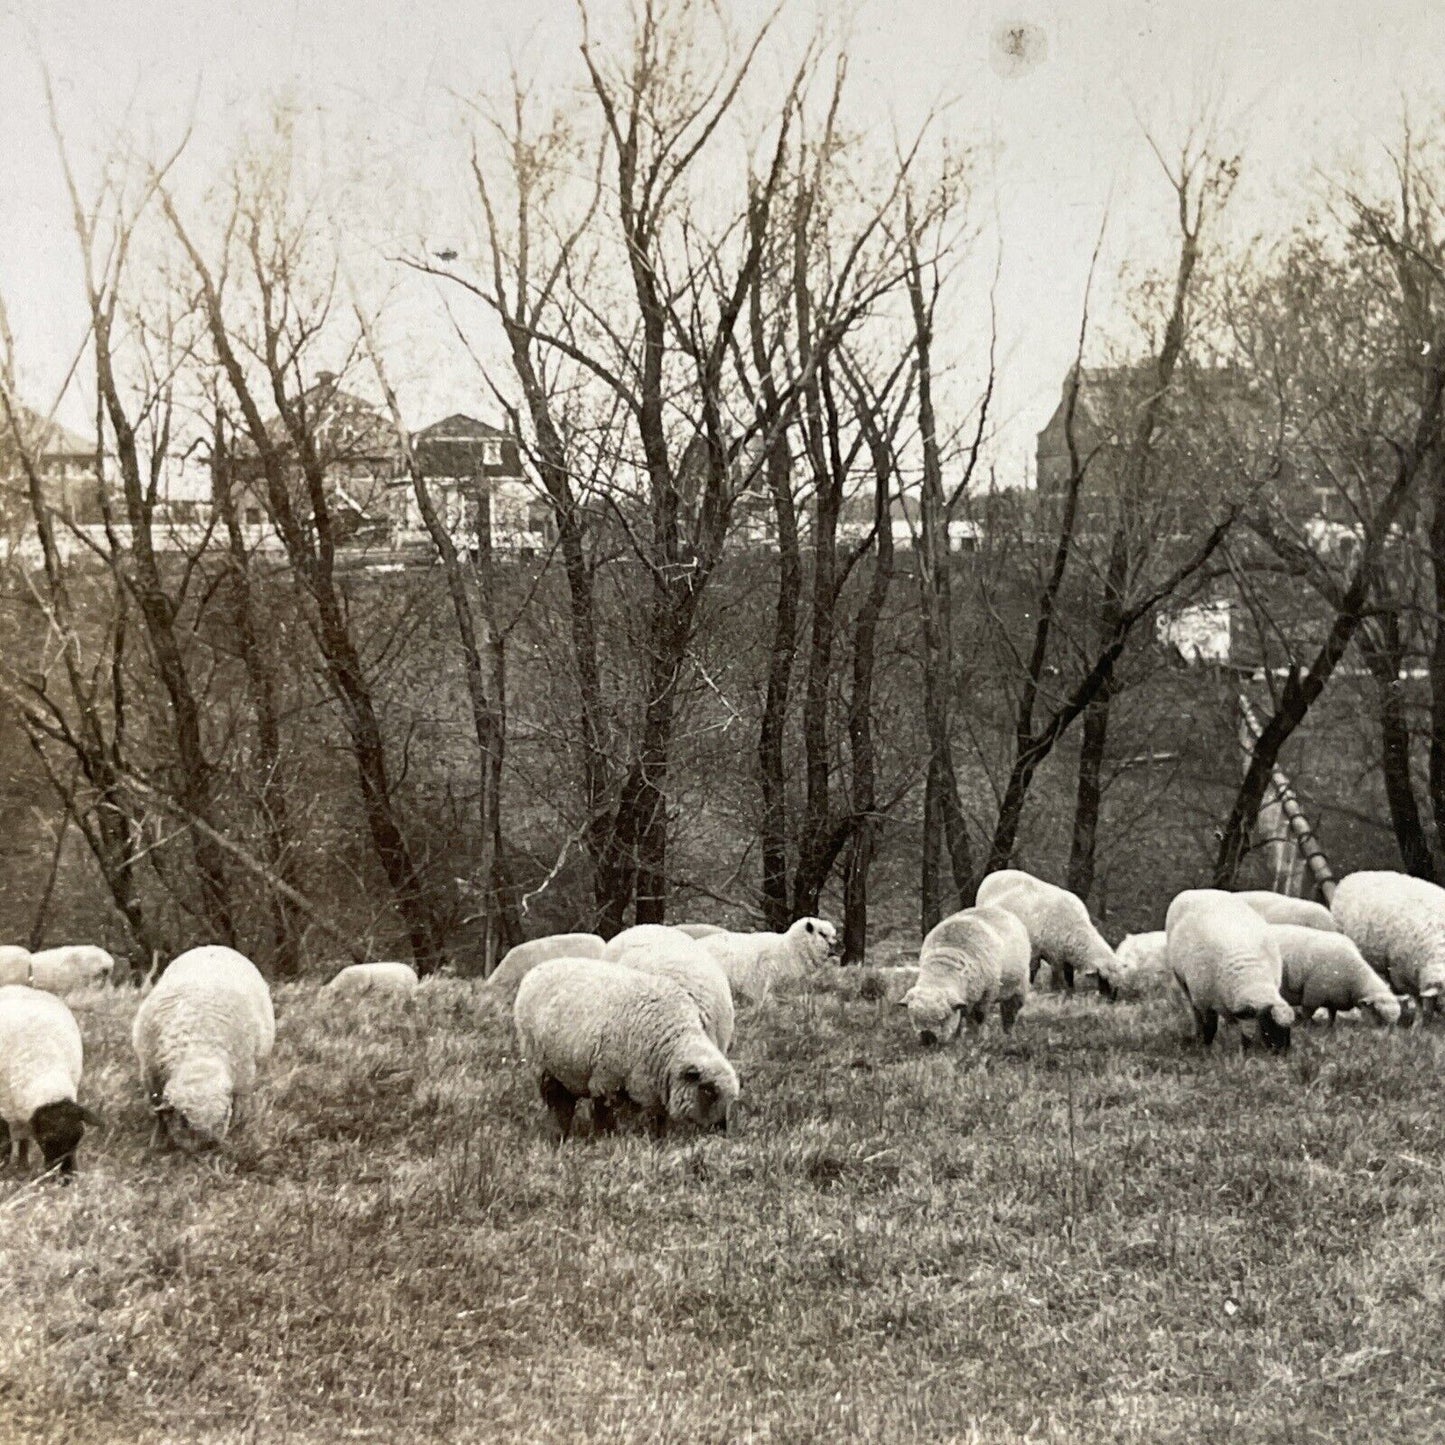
[263,374,399,459]
[413,413,511,442]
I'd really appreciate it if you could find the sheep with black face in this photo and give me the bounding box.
[0,985,103,1179]
[513,957,739,1139]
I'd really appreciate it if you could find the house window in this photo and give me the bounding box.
[482,440,503,467]
[245,506,263,526]
[527,501,551,535]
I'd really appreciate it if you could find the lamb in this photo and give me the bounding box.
[132,945,275,1151]
[695,917,840,1002]
[325,962,419,996]
[1331,870,1445,1012]
[26,945,116,993]
[0,985,102,1177]
[513,957,739,1138]
[0,946,30,987]
[1268,923,1402,1027]
[1113,932,1170,998]
[1165,889,1293,1052]
[901,905,1031,1047]
[480,932,607,1007]
[975,868,1123,996]
[609,937,735,1053]
[1233,891,1340,932]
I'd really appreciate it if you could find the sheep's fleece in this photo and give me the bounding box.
[0,946,30,987]
[1331,870,1445,1003]
[1269,923,1400,1026]
[975,869,1122,993]
[21,945,116,993]
[1233,892,1340,932]
[482,933,607,1006]
[1114,932,1169,997]
[603,924,700,964]
[603,935,735,1053]
[1166,889,1293,1051]
[132,945,275,1150]
[513,957,738,1137]
[902,904,1031,1046]
[326,962,419,995]
[697,917,839,1002]
[0,985,100,1175]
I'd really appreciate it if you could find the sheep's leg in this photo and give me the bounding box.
[538,1076,577,1140]
[1327,1009,1337,1029]
[14,1137,28,1171]
[1028,955,1042,985]
[998,995,1023,1033]
[1056,959,1075,994]
[643,1108,669,1144]
[0,1120,9,1168]
[1192,1006,1218,1046]
[591,1097,619,1136]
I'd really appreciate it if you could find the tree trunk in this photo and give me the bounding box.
[1361,614,1437,879]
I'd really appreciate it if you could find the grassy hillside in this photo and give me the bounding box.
[3,971,1444,1443]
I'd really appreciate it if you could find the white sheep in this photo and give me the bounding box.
[676,923,726,939]
[610,937,736,1054]
[695,917,839,1003]
[602,924,699,963]
[513,957,739,1138]
[1166,889,1293,1052]
[26,945,116,993]
[1331,870,1445,1013]
[0,946,31,987]
[1114,932,1170,998]
[132,945,275,1151]
[902,905,1031,1047]
[481,932,607,1007]
[0,985,102,1177]
[1268,923,1402,1027]
[975,869,1123,995]
[325,961,419,996]
[1233,891,1340,932]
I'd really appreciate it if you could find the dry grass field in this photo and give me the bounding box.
[3,968,1445,1443]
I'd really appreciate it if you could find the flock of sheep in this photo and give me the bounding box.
[0,866,1440,1175]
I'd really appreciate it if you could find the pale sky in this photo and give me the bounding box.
[2,0,1443,480]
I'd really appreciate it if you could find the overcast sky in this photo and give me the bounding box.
[2,0,1443,480]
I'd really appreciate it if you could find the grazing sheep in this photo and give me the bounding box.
[1269,923,1402,1027]
[1114,932,1170,998]
[975,869,1122,996]
[26,945,115,993]
[481,933,607,1007]
[513,957,739,1139]
[1166,889,1293,1052]
[1331,871,1445,1013]
[132,945,275,1152]
[614,938,736,1053]
[1234,891,1340,932]
[0,985,102,1178]
[696,917,840,1002]
[901,905,1031,1047]
[0,947,30,987]
[676,923,726,940]
[602,924,699,964]
[325,962,419,996]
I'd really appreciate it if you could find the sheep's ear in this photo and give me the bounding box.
[804,921,816,934]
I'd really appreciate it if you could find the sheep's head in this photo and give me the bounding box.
[1255,1001,1294,1054]
[31,1099,104,1178]
[902,985,965,1047]
[1361,992,1402,1028]
[158,1058,234,1151]
[667,1046,739,1134]
[1077,936,1124,1000]
[789,917,840,967]
[1396,994,1420,1028]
